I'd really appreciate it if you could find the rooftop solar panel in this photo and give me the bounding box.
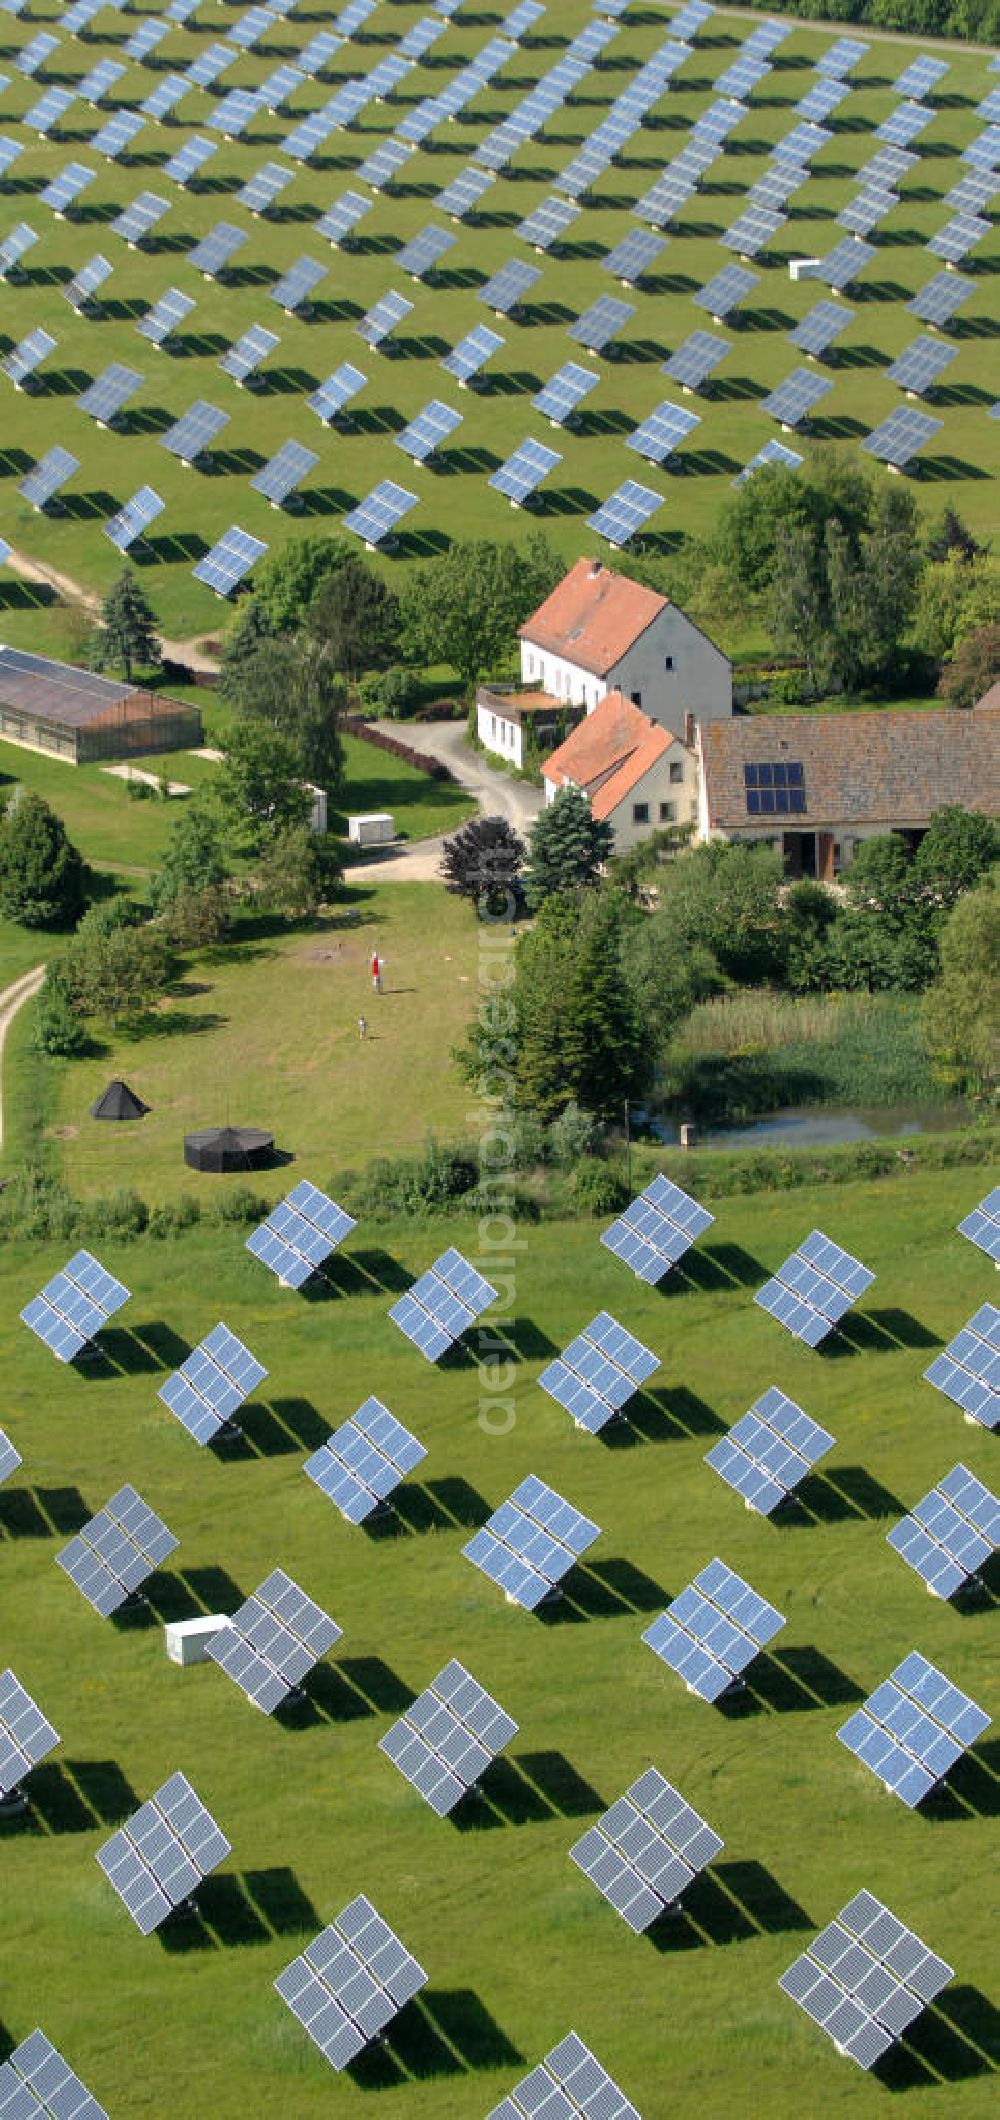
[815,236,877,291]
[3,326,56,387]
[247,1180,356,1286]
[490,434,562,506]
[755,1228,875,1345]
[0,2029,107,2119]
[307,362,367,423]
[587,477,664,545]
[779,1891,953,2069]
[275,1897,427,2070]
[97,1772,230,1935]
[304,1396,427,1525]
[644,1556,785,1701]
[357,290,413,348]
[344,480,418,549]
[706,1385,835,1515]
[394,398,462,465]
[887,335,957,393]
[627,397,701,464]
[464,1474,601,1609]
[570,1766,723,1933]
[207,1567,341,1712]
[0,1669,59,1803]
[790,299,855,358]
[479,259,542,317]
[380,1660,517,1816]
[762,367,833,427]
[908,268,974,326]
[663,329,731,391]
[188,222,247,279]
[957,1184,1000,1262]
[159,1320,267,1442]
[443,324,505,386]
[838,1651,989,1807]
[734,437,804,483]
[539,1310,659,1434]
[103,485,165,555]
[861,404,943,467]
[57,1485,178,1618]
[887,1462,1000,1599]
[251,440,319,507]
[160,400,230,463]
[21,1248,129,1360]
[395,224,456,281]
[315,190,372,247]
[924,1302,1000,1430]
[163,136,218,190]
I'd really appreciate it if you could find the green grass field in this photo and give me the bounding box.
[0,1166,997,2114]
[0,0,996,652]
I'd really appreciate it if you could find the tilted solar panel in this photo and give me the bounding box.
[442,325,505,385]
[490,436,562,505]
[570,1766,723,1932]
[76,363,143,426]
[137,288,195,348]
[887,1462,1000,1599]
[479,260,542,316]
[602,229,667,285]
[463,1473,600,1610]
[761,368,833,427]
[395,399,463,464]
[315,192,372,246]
[790,299,854,357]
[627,399,701,464]
[57,1485,178,1617]
[97,1772,230,1934]
[21,1248,129,1361]
[755,1228,875,1346]
[838,1650,989,1806]
[587,479,663,546]
[304,1396,426,1524]
[733,439,804,484]
[357,290,413,348]
[643,1557,785,1701]
[219,324,280,384]
[18,448,78,510]
[275,1897,427,2070]
[188,223,247,278]
[539,1310,659,1434]
[246,1180,356,1285]
[695,264,758,318]
[3,326,56,385]
[158,1321,267,1443]
[907,269,974,327]
[308,362,367,423]
[380,1660,517,1815]
[0,1669,59,1799]
[160,401,229,462]
[886,337,957,393]
[861,405,942,467]
[780,1891,953,2069]
[706,1385,835,1515]
[664,330,731,391]
[923,1303,1000,1430]
[104,486,165,554]
[343,480,417,549]
[251,441,319,506]
[532,361,600,426]
[207,1567,341,1712]
[957,1185,1000,1262]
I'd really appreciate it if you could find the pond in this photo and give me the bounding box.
[641,1103,970,1151]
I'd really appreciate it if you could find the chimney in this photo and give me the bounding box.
[589,558,602,578]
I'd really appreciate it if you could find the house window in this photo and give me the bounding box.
[659,801,676,823]
[633,802,650,825]
[631,691,642,708]
[491,716,497,741]
[664,655,674,671]
[669,759,683,783]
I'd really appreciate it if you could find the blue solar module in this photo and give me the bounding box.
[269,255,326,315]
[0,1670,59,1801]
[569,294,635,352]
[246,1181,356,1287]
[219,323,280,385]
[669,0,713,36]
[861,405,942,467]
[380,1661,518,1817]
[888,1463,1000,1599]
[3,326,56,386]
[490,436,562,506]
[815,236,877,291]
[734,438,804,484]
[532,361,600,427]
[779,1891,954,2070]
[21,1249,129,1362]
[304,1396,427,1524]
[163,137,218,190]
[790,299,854,357]
[774,120,833,165]
[893,54,948,100]
[750,164,808,209]
[0,2032,105,2120]
[876,101,933,147]
[343,480,417,550]
[395,399,462,464]
[124,18,168,61]
[634,171,696,227]
[435,165,495,221]
[517,196,580,251]
[817,35,868,78]
[443,324,506,387]
[570,1766,723,1933]
[188,223,247,279]
[76,363,143,427]
[602,1173,714,1285]
[104,486,164,555]
[587,479,663,546]
[258,62,307,112]
[275,1897,426,2071]
[207,1568,341,1713]
[315,191,372,247]
[0,224,37,278]
[706,1386,835,1515]
[663,330,731,391]
[0,1427,22,1488]
[307,362,367,423]
[722,206,785,259]
[479,260,541,317]
[357,290,412,349]
[715,54,770,102]
[838,187,897,237]
[390,1246,497,1361]
[958,1185,1000,1262]
[15,32,57,77]
[643,1558,785,1702]
[463,1474,601,1610]
[887,337,957,393]
[538,1311,659,1434]
[40,162,96,217]
[158,1322,267,1445]
[251,440,319,507]
[924,1303,1000,1430]
[907,269,974,327]
[184,43,237,93]
[160,400,229,463]
[602,230,667,286]
[212,87,268,138]
[627,399,701,464]
[194,526,268,595]
[755,1228,875,1346]
[797,79,849,123]
[355,138,410,189]
[761,368,833,428]
[89,111,145,162]
[838,1651,989,1807]
[0,136,23,181]
[56,1485,178,1619]
[19,447,78,510]
[97,1772,230,1935]
[927,213,989,266]
[395,225,456,281]
[139,75,189,124]
[695,264,758,319]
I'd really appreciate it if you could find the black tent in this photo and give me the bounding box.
[183,1125,274,1173]
[91,1079,149,1122]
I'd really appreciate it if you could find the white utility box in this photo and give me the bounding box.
[348,811,394,846]
[789,258,821,282]
[165,1614,229,1666]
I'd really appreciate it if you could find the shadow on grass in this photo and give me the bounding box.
[139,1562,244,1628]
[283,1655,415,1731]
[719,1645,864,1718]
[786,1466,904,1525]
[451,1749,605,1833]
[159,1866,320,1953]
[822,1309,941,1358]
[538,1557,669,1625]
[210,1394,327,1460]
[920,1737,1000,1823]
[604,1384,723,1446]
[0,1484,89,1538]
[488,1316,558,1363]
[369,1476,493,1540]
[302,1247,411,1300]
[648,1859,812,1953]
[349,1989,522,2087]
[875,1987,1000,2089]
[8,1758,139,1836]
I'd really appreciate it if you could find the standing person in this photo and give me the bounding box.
[371,948,382,993]
[358,1015,367,1040]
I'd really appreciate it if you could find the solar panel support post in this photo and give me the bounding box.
[0,1785,28,1816]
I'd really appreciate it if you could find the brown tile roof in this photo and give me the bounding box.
[702,701,1000,832]
[543,689,675,817]
[478,687,564,723]
[518,557,668,674]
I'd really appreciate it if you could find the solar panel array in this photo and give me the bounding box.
[706,1387,835,1516]
[464,1475,601,1610]
[379,1660,518,1815]
[627,399,700,464]
[755,1229,875,1347]
[57,1484,178,1619]
[390,1246,497,1361]
[21,1248,129,1362]
[396,400,463,464]
[251,440,319,507]
[220,324,280,386]
[861,405,943,468]
[3,326,56,386]
[570,1767,723,1933]
[923,1303,1000,1430]
[887,1463,1000,1599]
[587,479,663,547]
[0,2032,107,2120]
[957,1184,1000,1262]
[158,1322,267,1444]
[0,1669,59,1801]
[602,1175,715,1285]
[538,1311,659,1434]
[343,479,417,549]
[104,486,165,555]
[838,1650,990,1807]
[642,1558,785,1701]
[18,447,78,511]
[304,1396,426,1525]
[490,436,562,507]
[275,1896,427,2070]
[193,525,269,595]
[486,2034,641,2120]
[246,1181,356,1288]
[97,1771,231,1934]
[779,1891,954,2069]
[0,1425,22,1488]
[761,369,832,428]
[207,1567,341,1712]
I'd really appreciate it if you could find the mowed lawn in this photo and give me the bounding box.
[0,1,995,647]
[39,881,483,1199]
[0,1168,997,2117]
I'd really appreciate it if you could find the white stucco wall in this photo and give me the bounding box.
[476,700,525,769]
[521,606,731,737]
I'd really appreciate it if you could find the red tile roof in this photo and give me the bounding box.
[518,557,669,674]
[543,690,676,818]
[702,700,1000,831]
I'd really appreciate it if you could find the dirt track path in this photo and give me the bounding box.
[5,549,222,674]
[0,964,45,1151]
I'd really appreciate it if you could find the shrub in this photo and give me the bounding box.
[148,1195,201,1239]
[358,665,421,718]
[82,1188,149,1240]
[547,1100,600,1168]
[32,968,87,1057]
[209,1186,270,1225]
[568,1156,629,1215]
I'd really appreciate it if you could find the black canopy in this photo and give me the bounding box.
[183,1125,274,1173]
[91,1079,149,1122]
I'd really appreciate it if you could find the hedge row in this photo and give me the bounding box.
[340,717,456,783]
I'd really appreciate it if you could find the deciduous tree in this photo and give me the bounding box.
[252,534,352,632]
[440,814,525,916]
[214,722,313,853]
[400,535,562,690]
[309,556,402,680]
[922,879,999,1095]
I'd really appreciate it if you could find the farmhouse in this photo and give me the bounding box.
[541,689,698,852]
[698,694,1000,879]
[0,645,202,765]
[517,557,732,734]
